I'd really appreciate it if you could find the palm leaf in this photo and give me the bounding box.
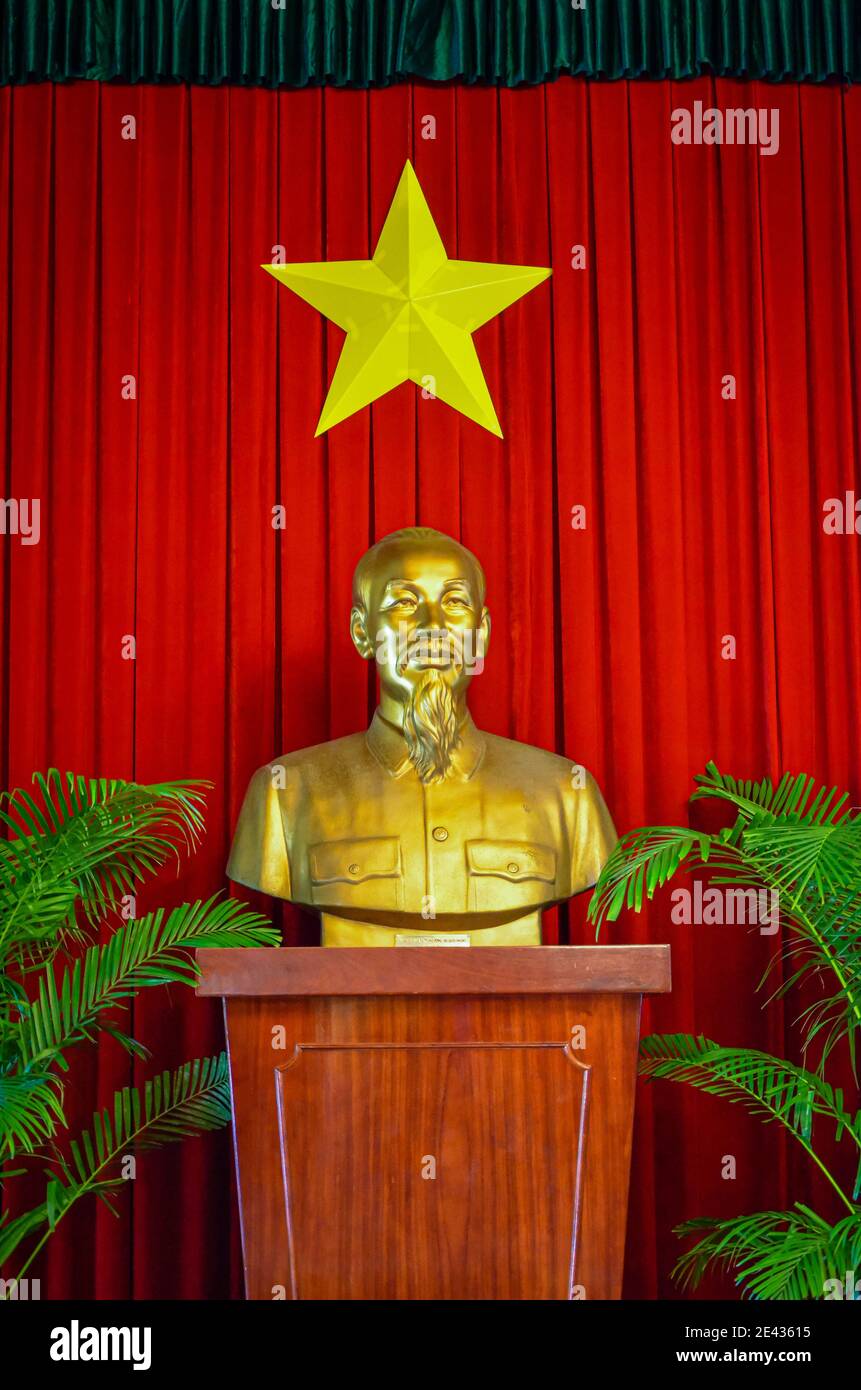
[4,1054,232,1276]
[692,764,851,828]
[590,764,861,1062]
[587,826,712,929]
[639,1033,860,1208]
[592,763,861,1302]
[3,896,278,1160]
[758,885,861,1072]
[673,1204,861,1299]
[0,772,210,969]
[743,822,861,905]
[0,1071,67,1156]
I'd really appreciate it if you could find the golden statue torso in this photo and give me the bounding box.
[227,710,616,946]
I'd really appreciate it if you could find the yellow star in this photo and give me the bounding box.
[262,160,551,437]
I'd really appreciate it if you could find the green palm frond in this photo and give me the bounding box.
[590,764,861,1059]
[0,1071,67,1156]
[759,885,861,1073]
[742,822,861,905]
[587,826,713,929]
[4,1054,232,1277]
[692,764,852,828]
[0,768,280,1282]
[673,1204,861,1300]
[593,762,861,1300]
[2,896,278,1160]
[0,1204,56,1273]
[0,772,211,968]
[13,895,277,1068]
[690,764,861,902]
[639,1033,861,1208]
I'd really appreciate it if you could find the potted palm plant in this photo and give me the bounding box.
[588,763,861,1298]
[0,770,279,1288]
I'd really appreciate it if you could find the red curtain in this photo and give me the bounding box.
[2,76,860,1299]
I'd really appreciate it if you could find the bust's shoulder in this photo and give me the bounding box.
[480,730,610,814]
[481,730,581,783]
[261,731,371,784]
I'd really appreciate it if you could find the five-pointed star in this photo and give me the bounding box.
[262,160,551,437]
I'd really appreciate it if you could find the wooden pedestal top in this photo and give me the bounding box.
[196,944,671,997]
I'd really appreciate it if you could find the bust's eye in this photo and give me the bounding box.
[443,593,469,610]
[385,595,418,611]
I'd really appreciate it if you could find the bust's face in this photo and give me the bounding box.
[351,537,490,706]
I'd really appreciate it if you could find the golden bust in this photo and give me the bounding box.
[227,527,617,945]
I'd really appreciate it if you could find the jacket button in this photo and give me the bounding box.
[432,826,448,842]
[507,862,520,874]
[348,863,360,874]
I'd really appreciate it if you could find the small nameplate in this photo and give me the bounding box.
[394,933,471,947]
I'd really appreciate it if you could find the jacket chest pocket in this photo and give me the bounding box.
[309,836,403,911]
[465,840,557,911]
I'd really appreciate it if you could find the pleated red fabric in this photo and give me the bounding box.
[1,76,860,1299]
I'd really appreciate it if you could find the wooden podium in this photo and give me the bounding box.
[197,945,670,1300]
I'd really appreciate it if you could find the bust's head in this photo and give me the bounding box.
[350,527,491,782]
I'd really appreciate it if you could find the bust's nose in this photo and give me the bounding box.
[422,598,449,630]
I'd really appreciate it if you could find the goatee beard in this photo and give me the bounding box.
[402,671,461,784]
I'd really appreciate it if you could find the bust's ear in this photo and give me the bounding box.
[350,605,374,660]
[478,606,491,658]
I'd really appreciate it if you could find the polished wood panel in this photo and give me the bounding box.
[197,944,671,996]
[277,1041,589,1298]
[200,946,668,1299]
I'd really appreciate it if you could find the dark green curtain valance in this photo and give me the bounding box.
[2,0,859,87]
